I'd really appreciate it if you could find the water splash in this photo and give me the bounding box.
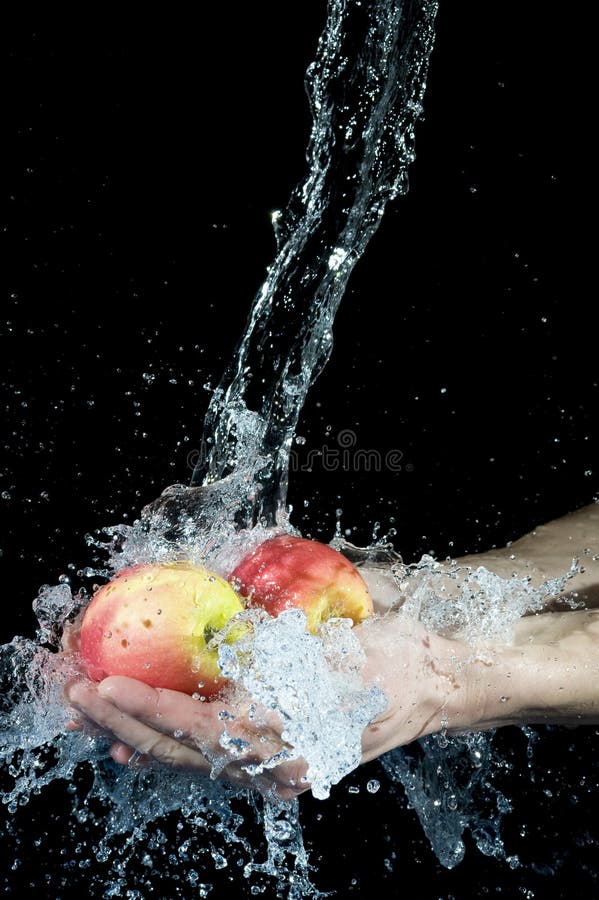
[3,518,582,896]
[382,730,516,869]
[395,552,582,642]
[217,608,386,800]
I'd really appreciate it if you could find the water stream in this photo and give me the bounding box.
[0,1,583,897]
[192,0,438,528]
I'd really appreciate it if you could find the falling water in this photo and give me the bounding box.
[192,0,438,527]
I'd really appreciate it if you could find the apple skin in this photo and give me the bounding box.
[80,561,244,697]
[230,534,373,632]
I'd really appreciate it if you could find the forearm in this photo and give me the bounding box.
[453,503,599,608]
[466,609,599,730]
[365,504,599,618]
[360,607,599,763]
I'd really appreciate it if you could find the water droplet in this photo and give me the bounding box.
[328,247,348,271]
[366,779,380,794]
[271,819,294,841]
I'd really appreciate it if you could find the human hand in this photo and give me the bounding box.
[64,506,599,793]
[68,580,599,791]
[61,593,323,798]
[63,565,409,796]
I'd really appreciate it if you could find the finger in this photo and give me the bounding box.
[96,677,271,773]
[67,681,211,772]
[96,677,302,793]
[98,677,290,756]
[97,676,235,744]
[68,683,309,796]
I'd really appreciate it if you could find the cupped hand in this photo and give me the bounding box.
[62,602,310,798]
[65,612,468,796]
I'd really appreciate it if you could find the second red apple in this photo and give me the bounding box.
[230,534,373,632]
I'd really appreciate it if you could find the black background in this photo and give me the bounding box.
[1,3,597,898]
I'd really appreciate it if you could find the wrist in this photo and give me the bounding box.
[358,617,479,759]
[425,633,517,735]
[446,644,525,733]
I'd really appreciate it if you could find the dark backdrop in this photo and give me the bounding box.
[1,3,596,898]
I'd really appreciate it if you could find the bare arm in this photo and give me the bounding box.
[362,503,599,615]
[454,503,599,607]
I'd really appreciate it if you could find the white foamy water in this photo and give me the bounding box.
[217,608,387,800]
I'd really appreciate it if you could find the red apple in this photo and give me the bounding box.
[80,561,244,697]
[230,534,373,632]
